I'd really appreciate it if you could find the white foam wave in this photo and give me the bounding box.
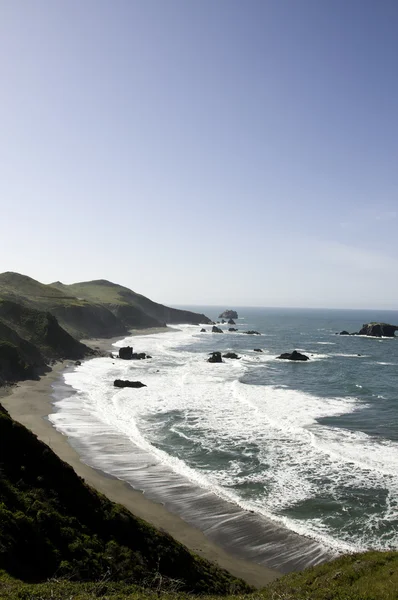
[49,326,398,556]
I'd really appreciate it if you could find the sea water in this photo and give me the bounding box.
[49,307,398,572]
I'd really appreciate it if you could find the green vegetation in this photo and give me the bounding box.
[0,272,128,340]
[0,405,251,595]
[2,549,398,599]
[0,321,46,383]
[259,550,398,599]
[50,279,212,327]
[0,300,90,360]
[0,272,211,340]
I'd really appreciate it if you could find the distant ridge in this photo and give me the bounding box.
[50,278,212,330]
[0,271,211,385]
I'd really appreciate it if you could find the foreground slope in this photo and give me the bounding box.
[0,405,251,595]
[51,279,212,326]
[2,551,398,600]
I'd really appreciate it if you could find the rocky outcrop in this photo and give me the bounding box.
[118,347,150,360]
[277,350,310,361]
[228,327,238,332]
[358,323,398,337]
[223,352,240,359]
[114,379,146,388]
[200,328,206,332]
[219,310,238,319]
[208,351,222,363]
[212,326,223,333]
[339,330,350,335]
[228,319,236,325]
[254,348,263,352]
[244,330,261,335]
[119,346,133,359]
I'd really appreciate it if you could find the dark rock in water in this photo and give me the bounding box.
[200,328,206,332]
[222,352,240,359]
[114,379,146,388]
[358,322,398,337]
[254,348,263,352]
[131,352,147,360]
[277,350,310,361]
[208,351,222,363]
[221,319,226,324]
[219,310,238,319]
[339,330,350,335]
[146,355,152,359]
[228,319,236,325]
[245,330,260,335]
[228,327,238,332]
[75,360,81,366]
[212,326,223,333]
[119,346,133,359]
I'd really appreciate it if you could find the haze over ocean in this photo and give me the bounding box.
[1,1,398,309]
[50,307,398,571]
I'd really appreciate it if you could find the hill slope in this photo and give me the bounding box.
[51,279,212,327]
[0,273,211,339]
[0,321,47,383]
[0,404,251,595]
[0,272,129,339]
[0,299,90,360]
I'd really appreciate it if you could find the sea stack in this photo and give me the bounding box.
[218,309,238,319]
[358,323,398,337]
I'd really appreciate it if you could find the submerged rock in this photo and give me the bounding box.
[277,350,310,361]
[254,348,263,352]
[200,328,206,332]
[222,352,240,359]
[228,319,236,325]
[339,330,350,336]
[131,352,148,360]
[212,325,223,333]
[114,379,146,388]
[228,327,238,332]
[208,351,223,363]
[244,330,261,335]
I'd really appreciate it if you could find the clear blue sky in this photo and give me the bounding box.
[1,0,397,308]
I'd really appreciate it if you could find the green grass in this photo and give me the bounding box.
[2,550,398,599]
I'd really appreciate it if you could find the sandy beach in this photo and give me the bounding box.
[0,328,280,589]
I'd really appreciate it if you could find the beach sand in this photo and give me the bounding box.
[0,329,281,589]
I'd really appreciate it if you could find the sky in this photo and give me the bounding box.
[1,0,398,309]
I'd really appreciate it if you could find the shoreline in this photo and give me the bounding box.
[0,328,281,589]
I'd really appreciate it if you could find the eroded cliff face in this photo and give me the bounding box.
[358,323,398,337]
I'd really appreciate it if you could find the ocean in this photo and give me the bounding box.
[49,307,398,573]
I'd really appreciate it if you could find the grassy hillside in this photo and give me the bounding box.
[2,551,398,600]
[0,272,128,339]
[0,322,47,384]
[0,272,211,339]
[0,299,91,360]
[51,279,212,326]
[0,404,251,595]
